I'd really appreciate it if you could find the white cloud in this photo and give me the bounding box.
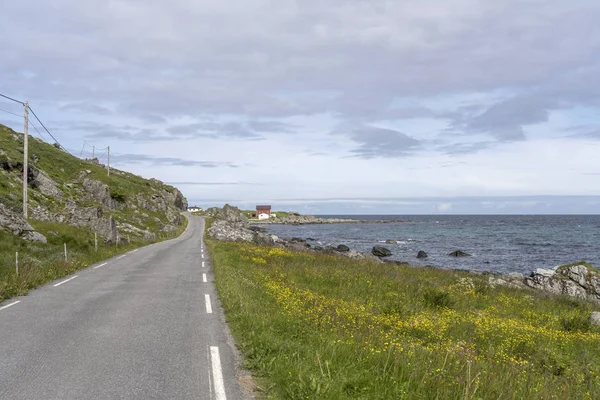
[2,0,600,212]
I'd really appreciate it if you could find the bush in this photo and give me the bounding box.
[560,315,591,332]
[422,287,454,308]
[110,187,127,202]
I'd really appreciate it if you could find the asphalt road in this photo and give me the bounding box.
[0,215,244,400]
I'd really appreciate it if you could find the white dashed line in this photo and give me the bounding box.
[201,253,204,259]
[117,255,127,260]
[210,346,227,400]
[205,294,213,314]
[202,261,205,268]
[93,263,108,269]
[0,301,21,311]
[53,276,79,287]
[203,273,207,283]
[132,249,139,253]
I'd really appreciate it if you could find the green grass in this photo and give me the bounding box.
[0,214,188,303]
[207,239,600,399]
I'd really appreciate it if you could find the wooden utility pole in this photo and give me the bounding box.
[107,146,110,176]
[23,102,29,219]
[92,145,95,159]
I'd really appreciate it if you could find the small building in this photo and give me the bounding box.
[188,206,203,212]
[258,213,270,220]
[254,205,271,219]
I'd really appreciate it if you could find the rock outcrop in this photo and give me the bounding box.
[0,123,187,244]
[0,203,47,242]
[523,264,600,303]
[417,250,428,259]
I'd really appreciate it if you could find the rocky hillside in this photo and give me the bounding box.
[0,123,187,243]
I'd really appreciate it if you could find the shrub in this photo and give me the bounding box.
[422,287,454,308]
[560,315,591,332]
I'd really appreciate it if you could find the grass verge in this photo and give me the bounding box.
[0,214,188,303]
[206,239,600,399]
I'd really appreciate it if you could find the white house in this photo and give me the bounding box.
[188,206,203,212]
[258,213,270,220]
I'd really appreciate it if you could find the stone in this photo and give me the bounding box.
[336,244,350,252]
[416,250,428,259]
[559,265,589,287]
[82,178,112,208]
[449,250,471,257]
[385,240,397,244]
[0,202,47,243]
[590,312,600,327]
[30,170,63,200]
[207,220,254,242]
[535,268,556,278]
[372,246,392,257]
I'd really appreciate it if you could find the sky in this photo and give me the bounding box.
[1,0,600,214]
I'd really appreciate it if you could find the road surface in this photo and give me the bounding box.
[0,215,244,399]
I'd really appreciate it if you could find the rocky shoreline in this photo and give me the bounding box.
[207,205,600,308]
[250,213,404,225]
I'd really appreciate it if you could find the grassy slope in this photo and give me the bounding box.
[0,214,188,302]
[207,239,600,399]
[0,123,188,302]
[0,124,178,223]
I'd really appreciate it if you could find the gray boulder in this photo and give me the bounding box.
[207,220,254,242]
[0,203,47,243]
[591,312,600,327]
[417,250,428,259]
[336,244,350,252]
[31,170,63,200]
[449,250,471,257]
[524,263,600,303]
[372,246,392,257]
[385,240,397,244]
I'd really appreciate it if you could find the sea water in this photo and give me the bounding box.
[263,215,600,274]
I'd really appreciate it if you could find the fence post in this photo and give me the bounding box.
[95,233,98,253]
[16,251,18,276]
[64,243,67,262]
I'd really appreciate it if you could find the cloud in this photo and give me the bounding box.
[110,153,239,168]
[60,102,111,115]
[167,121,261,139]
[333,125,421,158]
[166,181,256,185]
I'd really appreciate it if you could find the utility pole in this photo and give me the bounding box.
[107,146,110,176]
[23,102,29,219]
[92,145,95,159]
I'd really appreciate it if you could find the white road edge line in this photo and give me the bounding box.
[0,300,21,311]
[93,262,108,270]
[202,261,205,268]
[53,275,78,287]
[210,346,227,400]
[132,249,139,253]
[117,255,127,260]
[205,294,213,314]
[201,253,204,259]
[203,273,207,283]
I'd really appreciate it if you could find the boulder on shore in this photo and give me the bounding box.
[372,246,392,257]
[449,250,471,257]
[417,250,428,259]
[336,244,350,252]
[385,240,397,244]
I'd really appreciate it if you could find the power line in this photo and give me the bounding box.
[29,118,49,142]
[27,105,73,156]
[0,93,25,105]
[0,107,23,118]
